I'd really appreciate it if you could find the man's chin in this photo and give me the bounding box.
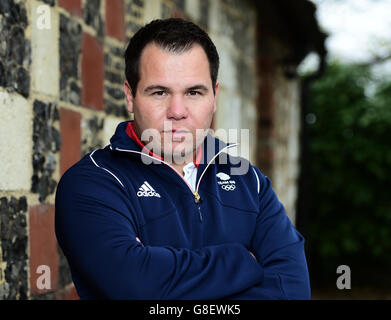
[162,147,196,164]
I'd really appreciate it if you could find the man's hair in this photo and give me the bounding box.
[124,18,219,97]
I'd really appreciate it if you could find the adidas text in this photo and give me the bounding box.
[137,181,161,198]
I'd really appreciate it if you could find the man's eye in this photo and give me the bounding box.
[187,91,201,96]
[152,91,166,96]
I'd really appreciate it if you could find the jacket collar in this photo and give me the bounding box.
[110,121,139,151]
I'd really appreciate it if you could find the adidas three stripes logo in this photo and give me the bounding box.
[137,181,161,198]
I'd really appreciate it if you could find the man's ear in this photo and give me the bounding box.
[124,81,134,113]
[213,81,219,113]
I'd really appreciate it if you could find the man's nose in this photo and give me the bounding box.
[167,95,188,119]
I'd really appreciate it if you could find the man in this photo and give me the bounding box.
[55,18,310,299]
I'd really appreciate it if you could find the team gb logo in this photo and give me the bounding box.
[216,172,236,191]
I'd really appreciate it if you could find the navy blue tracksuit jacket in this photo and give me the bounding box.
[55,121,311,299]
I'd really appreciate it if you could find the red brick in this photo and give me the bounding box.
[29,204,59,296]
[105,0,125,41]
[56,284,80,300]
[59,0,82,17]
[261,147,274,162]
[60,108,81,175]
[172,10,186,19]
[257,146,274,177]
[258,125,275,140]
[259,56,275,74]
[258,160,273,178]
[81,33,104,111]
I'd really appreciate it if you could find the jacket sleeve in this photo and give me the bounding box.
[227,167,311,300]
[55,164,263,300]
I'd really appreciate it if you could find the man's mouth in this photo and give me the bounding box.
[163,129,191,140]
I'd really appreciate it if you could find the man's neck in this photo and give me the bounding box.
[167,152,196,176]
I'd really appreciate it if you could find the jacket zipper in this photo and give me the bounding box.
[113,143,238,221]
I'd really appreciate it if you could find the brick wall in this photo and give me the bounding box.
[256,33,302,225]
[0,0,144,300]
[209,0,258,164]
[0,0,304,299]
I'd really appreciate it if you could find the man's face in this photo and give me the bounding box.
[124,42,219,162]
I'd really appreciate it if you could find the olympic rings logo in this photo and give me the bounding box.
[221,184,236,191]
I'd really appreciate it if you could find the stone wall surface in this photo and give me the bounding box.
[0,0,303,299]
[256,36,302,226]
